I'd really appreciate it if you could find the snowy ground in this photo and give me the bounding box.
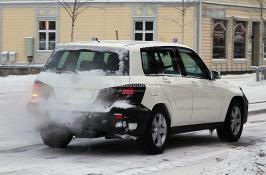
[0,74,265,175]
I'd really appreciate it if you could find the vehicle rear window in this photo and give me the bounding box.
[45,49,129,76]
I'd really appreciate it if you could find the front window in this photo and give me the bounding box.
[134,20,154,41]
[178,48,209,79]
[38,20,56,50]
[234,21,247,59]
[45,49,129,76]
[213,19,227,59]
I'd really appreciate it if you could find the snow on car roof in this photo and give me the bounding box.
[56,40,191,50]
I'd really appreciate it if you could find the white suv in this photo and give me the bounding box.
[28,41,248,154]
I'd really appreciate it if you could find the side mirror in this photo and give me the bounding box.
[211,70,221,80]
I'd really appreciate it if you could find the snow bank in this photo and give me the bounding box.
[0,74,36,93]
[0,74,40,149]
[222,74,266,106]
[204,144,266,175]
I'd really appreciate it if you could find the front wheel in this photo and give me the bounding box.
[217,100,244,142]
[40,126,73,148]
[138,108,169,155]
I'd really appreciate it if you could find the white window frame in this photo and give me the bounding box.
[133,18,155,41]
[38,20,56,51]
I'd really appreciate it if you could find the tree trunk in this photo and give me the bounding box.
[181,0,185,44]
[71,19,75,42]
[70,0,78,42]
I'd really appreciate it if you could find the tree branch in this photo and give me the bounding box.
[76,5,102,16]
[57,0,73,18]
[76,0,91,10]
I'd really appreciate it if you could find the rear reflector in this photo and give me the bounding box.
[113,113,123,120]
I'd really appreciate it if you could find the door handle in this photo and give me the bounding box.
[162,77,171,84]
[191,80,199,87]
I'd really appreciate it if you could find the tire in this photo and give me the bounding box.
[138,108,170,155]
[217,100,244,142]
[40,125,73,148]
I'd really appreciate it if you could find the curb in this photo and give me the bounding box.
[248,109,266,116]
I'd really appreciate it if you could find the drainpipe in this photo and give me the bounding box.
[195,0,201,54]
[260,20,264,67]
[0,8,2,56]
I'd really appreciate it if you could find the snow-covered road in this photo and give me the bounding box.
[0,74,265,175]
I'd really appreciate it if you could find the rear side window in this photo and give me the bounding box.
[140,48,180,75]
[45,49,129,76]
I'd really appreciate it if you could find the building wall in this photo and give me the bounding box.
[1,1,264,72]
[201,2,266,72]
[0,4,197,64]
[157,6,195,48]
[59,7,132,43]
[2,7,35,63]
[0,8,3,55]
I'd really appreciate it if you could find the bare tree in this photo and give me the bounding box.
[166,0,194,44]
[57,0,94,42]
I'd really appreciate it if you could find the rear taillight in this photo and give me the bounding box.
[96,84,146,105]
[32,81,41,99]
[31,81,53,100]
[121,87,135,96]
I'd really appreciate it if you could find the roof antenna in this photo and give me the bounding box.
[92,37,100,43]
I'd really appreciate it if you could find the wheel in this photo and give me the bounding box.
[40,125,73,148]
[217,100,244,142]
[138,108,169,155]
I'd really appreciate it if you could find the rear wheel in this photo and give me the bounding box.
[217,100,244,142]
[138,108,169,155]
[40,126,73,148]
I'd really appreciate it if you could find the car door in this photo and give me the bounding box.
[176,47,225,124]
[143,47,193,126]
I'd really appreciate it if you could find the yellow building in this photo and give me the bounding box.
[0,0,266,73]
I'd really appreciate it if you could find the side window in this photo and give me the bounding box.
[77,51,95,69]
[141,52,149,73]
[178,48,209,79]
[57,51,70,69]
[159,51,176,74]
[141,48,180,75]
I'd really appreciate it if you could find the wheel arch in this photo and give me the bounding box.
[152,103,172,125]
[228,96,248,123]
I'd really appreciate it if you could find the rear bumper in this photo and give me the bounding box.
[27,102,151,138]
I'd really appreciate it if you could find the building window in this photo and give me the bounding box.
[213,19,227,59]
[38,20,56,50]
[234,21,247,59]
[134,20,154,41]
